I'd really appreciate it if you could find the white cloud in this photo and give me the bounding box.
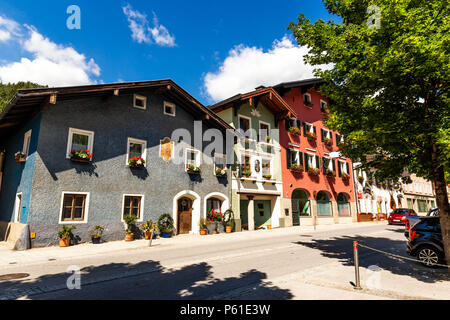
[0,24,101,87]
[203,36,329,102]
[0,15,21,42]
[122,4,176,47]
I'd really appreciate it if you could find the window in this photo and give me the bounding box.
[133,94,147,110]
[262,159,271,176]
[127,138,147,166]
[66,128,94,159]
[14,193,22,223]
[259,121,270,142]
[287,149,303,168]
[185,148,201,169]
[320,100,328,113]
[304,153,319,170]
[303,122,316,137]
[60,193,88,223]
[336,134,344,145]
[338,160,349,177]
[418,200,427,213]
[23,130,32,157]
[214,153,226,175]
[303,93,312,106]
[123,195,143,220]
[163,101,176,116]
[207,198,223,213]
[321,128,333,145]
[239,116,251,136]
[322,157,335,174]
[241,155,251,173]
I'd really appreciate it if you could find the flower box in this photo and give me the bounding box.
[70,150,92,163]
[341,173,350,181]
[242,170,252,178]
[325,170,336,177]
[306,132,317,140]
[129,157,146,168]
[187,164,201,174]
[290,164,304,173]
[263,174,272,180]
[288,127,301,136]
[215,168,227,177]
[15,151,27,163]
[323,138,333,147]
[308,168,320,176]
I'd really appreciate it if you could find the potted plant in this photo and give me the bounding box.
[242,170,252,178]
[123,214,137,241]
[290,164,304,172]
[306,132,317,140]
[325,169,336,177]
[341,172,350,181]
[70,149,92,163]
[158,213,174,238]
[288,127,301,136]
[263,174,272,180]
[266,136,271,142]
[225,220,233,233]
[215,168,227,177]
[207,210,224,234]
[323,137,333,147]
[140,220,157,240]
[308,167,320,176]
[129,156,145,168]
[15,151,26,163]
[186,164,201,174]
[89,225,104,244]
[199,218,208,235]
[58,225,76,247]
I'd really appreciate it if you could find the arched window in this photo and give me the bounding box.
[207,197,223,213]
[317,191,332,216]
[291,189,310,226]
[337,193,351,216]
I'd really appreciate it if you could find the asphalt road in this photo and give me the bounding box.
[0,223,447,300]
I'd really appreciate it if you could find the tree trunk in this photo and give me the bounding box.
[430,141,450,269]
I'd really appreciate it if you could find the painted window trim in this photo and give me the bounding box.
[126,137,147,167]
[23,130,32,156]
[306,152,318,169]
[303,93,312,106]
[323,157,333,170]
[258,120,271,141]
[261,158,272,176]
[121,194,145,222]
[322,128,332,139]
[133,94,147,110]
[163,101,176,117]
[304,122,314,133]
[338,160,348,174]
[59,191,90,224]
[185,147,201,171]
[320,99,328,111]
[289,149,301,167]
[14,193,22,223]
[238,114,252,139]
[66,128,95,160]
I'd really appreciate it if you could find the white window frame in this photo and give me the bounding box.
[261,158,272,176]
[14,193,22,223]
[323,157,333,171]
[304,122,314,133]
[320,99,328,111]
[126,137,147,167]
[339,160,348,174]
[121,194,144,222]
[163,101,176,117]
[304,93,312,105]
[23,130,32,157]
[258,120,271,142]
[322,128,332,139]
[289,149,301,167]
[66,128,95,160]
[214,153,226,173]
[306,152,317,169]
[238,114,252,138]
[133,94,147,110]
[185,148,201,171]
[59,191,90,224]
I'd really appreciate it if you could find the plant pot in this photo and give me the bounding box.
[70,156,91,163]
[200,229,207,236]
[267,224,272,230]
[207,224,216,235]
[225,226,232,233]
[144,231,152,240]
[92,237,101,244]
[16,158,26,163]
[217,224,225,233]
[125,233,134,242]
[59,238,70,247]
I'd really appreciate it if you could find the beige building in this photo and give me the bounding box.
[401,174,436,215]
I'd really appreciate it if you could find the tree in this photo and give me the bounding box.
[289,0,450,265]
[0,82,47,113]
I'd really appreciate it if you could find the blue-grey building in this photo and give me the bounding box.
[0,80,234,248]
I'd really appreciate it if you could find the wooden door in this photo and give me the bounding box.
[178,198,193,234]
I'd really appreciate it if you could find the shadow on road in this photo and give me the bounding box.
[0,260,293,300]
[293,232,449,284]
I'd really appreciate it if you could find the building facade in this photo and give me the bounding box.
[0,80,233,247]
[273,79,357,226]
[401,174,436,215]
[211,88,297,231]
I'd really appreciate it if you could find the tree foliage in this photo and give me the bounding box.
[0,82,47,114]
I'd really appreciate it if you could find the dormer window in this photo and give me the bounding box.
[164,101,176,116]
[303,93,312,107]
[133,94,147,110]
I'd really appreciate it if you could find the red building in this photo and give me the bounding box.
[273,79,357,226]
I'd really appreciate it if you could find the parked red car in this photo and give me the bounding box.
[388,208,417,225]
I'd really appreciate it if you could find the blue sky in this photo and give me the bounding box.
[0,0,336,104]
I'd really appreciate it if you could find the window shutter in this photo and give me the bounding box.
[332,159,336,172]
[299,152,303,166]
[304,153,309,171]
[285,119,290,131]
[336,134,341,144]
[286,149,291,169]
[330,132,333,145]
[315,155,320,169]
[296,119,301,129]
[322,157,326,173]
[313,126,317,136]
[303,123,307,136]
[321,128,324,142]
[346,162,350,174]
[338,161,342,177]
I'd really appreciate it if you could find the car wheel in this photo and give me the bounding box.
[417,246,442,267]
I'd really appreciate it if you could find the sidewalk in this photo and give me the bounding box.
[0,222,383,267]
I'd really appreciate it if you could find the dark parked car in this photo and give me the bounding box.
[404,208,440,238]
[406,216,445,267]
[388,208,417,225]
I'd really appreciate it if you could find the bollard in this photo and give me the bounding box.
[353,241,362,290]
[148,229,153,247]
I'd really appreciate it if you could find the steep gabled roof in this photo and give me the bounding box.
[0,79,233,135]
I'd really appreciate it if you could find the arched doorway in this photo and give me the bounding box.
[178,197,193,234]
[317,191,332,216]
[292,189,310,226]
[337,193,351,216]
[173,190,201,235]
